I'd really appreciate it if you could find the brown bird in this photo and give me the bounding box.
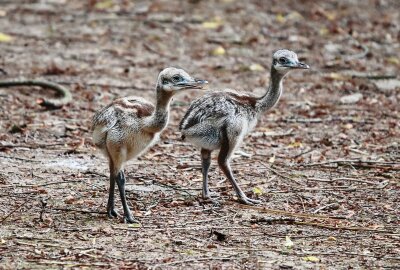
[92,67,207,223]
[179,49,309,205]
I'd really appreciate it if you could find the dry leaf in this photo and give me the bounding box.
[252,186,263,196]
[303,256,320,262]
[0,33,13,42]
[327,236,337,241]
[249,63,265,71]
[276,14,286,23]
[386,57,399,65]
[128,223,142,228]
[319,27,329,36]
[288,141,303,148]
[202,17,223,29]
[284,236,294,249]
[211,46,226,56]
[327,72,348,81]
[95,0,114,10]
[268,155,275,163]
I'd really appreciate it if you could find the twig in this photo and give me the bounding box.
[15,180,82,188]
[292,148,314,159]
[152,257,235,268]
[0,154,42,162]
[237,204,345,220]
[178,214,233,226]
[313,203,339,214]
[0,78,72,108]
[50,207,105,215]
[302,159,397,167]
[307,177,376,185]
[1,198,30,223]
[294,221,391,233]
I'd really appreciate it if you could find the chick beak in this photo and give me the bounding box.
[176,79,208,89]
[293,62,310,69]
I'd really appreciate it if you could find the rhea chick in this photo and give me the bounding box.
[92,67,207,223]
[179,50,309,205]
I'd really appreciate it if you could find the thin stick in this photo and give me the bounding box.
[1,198,30,223]
[237,204,345,220]
[0,79,72,108]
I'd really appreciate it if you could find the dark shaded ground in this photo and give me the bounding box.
[0,0,399,269]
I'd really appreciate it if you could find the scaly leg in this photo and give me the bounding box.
[201,148,219,201]
[218,126,261,205]
[107,172,119,218]
[116,170,137,223]
[107,160,119,218]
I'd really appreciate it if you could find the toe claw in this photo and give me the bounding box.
[124,215,138,224]
[107,209,119,218]
[201,196,221,207]
[239,197,262,205]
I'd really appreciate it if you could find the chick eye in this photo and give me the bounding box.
[279,57,288,64]
[162,78,169,85]
[172,75,182,82]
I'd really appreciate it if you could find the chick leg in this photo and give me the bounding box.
[218,127,261,205]
[116,170,137,223]
[201,148,215,200]
[107,161,119,218]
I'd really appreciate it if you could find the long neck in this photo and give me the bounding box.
[147,89,174,133]
[256,67,285,113]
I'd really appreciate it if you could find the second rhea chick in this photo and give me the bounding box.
[92,67,207,223]
[180,50,309,205]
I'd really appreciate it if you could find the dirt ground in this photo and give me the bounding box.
[0,0,399,269]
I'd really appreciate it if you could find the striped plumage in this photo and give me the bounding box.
[92,67,207,223]
[180,49,309,205]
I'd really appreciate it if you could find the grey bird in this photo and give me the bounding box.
[92,67,207,223]
[179,49,309,205]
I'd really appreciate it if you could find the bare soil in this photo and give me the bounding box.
[0,0,399,269]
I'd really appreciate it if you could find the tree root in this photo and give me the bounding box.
[0,79,72,108]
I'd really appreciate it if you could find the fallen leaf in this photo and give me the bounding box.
[284,235,294,249]
[303,256,320,262]
[326,236,337,241]
[386,57,399,65]
[288,141,303,148]
[249,63,265,72]
[0,32,13,42]
[252,186,263,196]
[276,13,286,23]
[211,46,226,56]
[64,195,76,204]
[202,17,223,29]
[268,155,275,163]
[128,223,142,228]
[95,0,114,10]
[328,72,347,80]
[182,249,195,255]
[319,27,329,36]
[286,11,303,21]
